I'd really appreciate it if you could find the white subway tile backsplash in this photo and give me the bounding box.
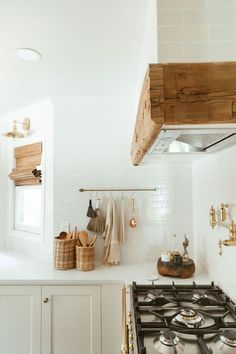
[209,25,236,41]
[193,145,236,301]
[54,99,194,264]
[208,7,236,24]
[157,9,183,26]
[159,43,184,60]
[208,0,236,7]
[183,42,209,59]
[183,41,236,61]
[157,0,207,9]
[157,0,236,62]
[183,8,208,25]
[207,41,236,60]
[159,25,208,43]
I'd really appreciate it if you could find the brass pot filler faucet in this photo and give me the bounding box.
[209,204,236,256]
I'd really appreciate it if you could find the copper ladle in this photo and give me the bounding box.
[129,197,137,228]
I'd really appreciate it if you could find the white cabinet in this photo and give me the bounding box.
[0,286,41,354]
[0,284,121,354]
[42,286,101,354]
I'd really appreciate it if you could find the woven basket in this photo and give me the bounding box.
[54,236,77,270]
[76,246,95,271]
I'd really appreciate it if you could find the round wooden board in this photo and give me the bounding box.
[157,258,195,279]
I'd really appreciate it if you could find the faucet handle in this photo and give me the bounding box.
[218,240,223,256]
[209,206,217,229]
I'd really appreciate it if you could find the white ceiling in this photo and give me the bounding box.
[0,0,149,115]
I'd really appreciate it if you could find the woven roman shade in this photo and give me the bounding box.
[8,142,42,186]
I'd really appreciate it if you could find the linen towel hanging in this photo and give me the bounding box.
[102,198,120,265]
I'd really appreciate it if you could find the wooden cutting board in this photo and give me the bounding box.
[157,258,195,279]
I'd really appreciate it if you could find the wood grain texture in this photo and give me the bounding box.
[157,258,195,279]
[131,64,164,165]
[131,61,236,165]
[15,142,42,159]
[164,62,236,125]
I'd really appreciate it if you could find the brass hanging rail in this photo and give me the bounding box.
[79,188,157,192]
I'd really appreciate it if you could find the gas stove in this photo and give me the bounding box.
[132,281,236,354]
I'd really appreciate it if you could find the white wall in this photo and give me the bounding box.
[53,96,193,264]
[157,0,236,62]
[193,145,236,300]
[134,0,158,106]
[0,98,54,259]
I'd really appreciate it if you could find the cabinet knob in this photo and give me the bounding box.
[43,297,49,303]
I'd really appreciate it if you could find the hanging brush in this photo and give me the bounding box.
[87,198,105,233]
[86,199,95,217]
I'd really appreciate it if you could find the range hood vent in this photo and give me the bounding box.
[149,127,236,155]
[131,62,236,165]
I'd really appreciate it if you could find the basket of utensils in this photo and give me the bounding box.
[76,231,97,271]
[54,229,78,270]
[54,229,97,271]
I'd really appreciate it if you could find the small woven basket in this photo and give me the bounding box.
[54,236,77,270]
[76,246,95,271]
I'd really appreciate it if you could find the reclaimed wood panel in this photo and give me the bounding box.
[164,62,236,125]
[131,64,164,165]
[131,61,236,165]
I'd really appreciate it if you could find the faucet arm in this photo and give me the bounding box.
[222,239,236,246]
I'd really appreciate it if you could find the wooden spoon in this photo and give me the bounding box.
[89,235,97,247]
[79,231,88,247]
[59,231,67,239]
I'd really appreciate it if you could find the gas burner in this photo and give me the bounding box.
[192,291,224,306]
[192,291,208,300]
[153,330,185,353]
[144,290,163,302]
[132,282,236,354]
[220,330,236,347]
[173,308,205,328]
[214,330,236,353]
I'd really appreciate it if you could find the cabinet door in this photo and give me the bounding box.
[0,286,41,354]
[42,286,101,354]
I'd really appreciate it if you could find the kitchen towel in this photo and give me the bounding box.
[102,198,120,265]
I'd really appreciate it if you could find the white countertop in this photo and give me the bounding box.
[0,251,211,285]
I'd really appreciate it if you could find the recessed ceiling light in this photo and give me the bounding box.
[15,48,42,61]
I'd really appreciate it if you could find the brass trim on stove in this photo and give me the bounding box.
[121,285,128,354]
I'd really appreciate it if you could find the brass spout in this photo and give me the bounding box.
[222,239,236,246]
[218,221,236,255]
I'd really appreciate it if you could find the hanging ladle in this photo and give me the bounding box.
[129,197,137,228]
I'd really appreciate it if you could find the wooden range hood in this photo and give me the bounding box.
[131,62,236,165]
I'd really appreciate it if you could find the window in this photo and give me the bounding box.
[8,142,43,236]
[15,185,42,234]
